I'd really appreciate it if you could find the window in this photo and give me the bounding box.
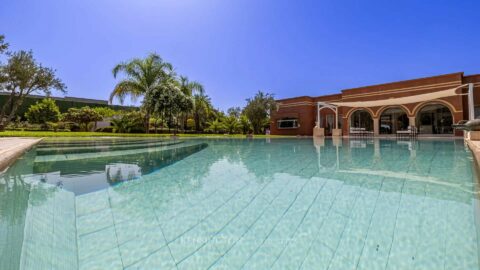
[475,105,480,119]
[277,118,299,129]
[379,107,408,134]
[350,110,373,131]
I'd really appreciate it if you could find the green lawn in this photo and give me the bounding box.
[0,130,292,138]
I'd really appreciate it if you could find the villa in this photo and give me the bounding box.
[271,72,480,136]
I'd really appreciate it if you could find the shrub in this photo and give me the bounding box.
[95,126,114,133]
[111,111,145,133]
[186,118,195,130]
[25,99,61,130]
[93,107,118,119]
[61,107,102,131]
[205,119,225,134]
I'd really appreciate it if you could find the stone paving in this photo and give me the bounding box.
[0,137,42,171]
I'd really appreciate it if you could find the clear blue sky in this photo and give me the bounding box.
[1,0,479,111]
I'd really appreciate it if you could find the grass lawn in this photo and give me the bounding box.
[0,130,293,138]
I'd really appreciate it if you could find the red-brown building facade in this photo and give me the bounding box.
[271,72,480,136]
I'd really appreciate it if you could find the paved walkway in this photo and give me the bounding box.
[0,137,42,172]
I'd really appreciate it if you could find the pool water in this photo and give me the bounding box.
[1,138,479,269]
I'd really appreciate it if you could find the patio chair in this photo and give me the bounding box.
[396,126,417,138]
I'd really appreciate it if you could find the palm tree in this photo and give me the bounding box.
[178,76,204,130]
[224,116,241,134]
[110,53,173,133]
[206,119,225,134]
[179,76,204,96]
[192,94,212,132]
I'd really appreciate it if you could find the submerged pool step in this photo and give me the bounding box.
[19,185,77,270]
[32,142,209,194]
[36,140,182,155]
[34,141,191,163]
[37,139,166,149]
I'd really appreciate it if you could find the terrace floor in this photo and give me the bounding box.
[0,137,42,171]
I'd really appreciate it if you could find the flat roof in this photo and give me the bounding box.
[276,71,469,102]
[0,92,108,104]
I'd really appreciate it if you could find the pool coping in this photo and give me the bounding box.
[0,137,43,172]
[467,138,480,164]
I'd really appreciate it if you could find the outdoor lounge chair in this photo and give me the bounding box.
[396,126,418,138]
[350,127,373,137]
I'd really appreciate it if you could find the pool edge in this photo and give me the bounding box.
[0,137,43,172]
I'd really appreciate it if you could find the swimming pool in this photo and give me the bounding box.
[1,137,479,269]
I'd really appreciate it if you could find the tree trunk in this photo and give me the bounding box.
[5,96,25,128]
[0,92,17,130]
[194,113,200,132]
[144,112,150,134]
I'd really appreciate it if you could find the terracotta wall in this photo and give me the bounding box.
[270,97,315,135]
[271,72,476,136]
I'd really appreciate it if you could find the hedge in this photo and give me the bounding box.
[0,95,135,120]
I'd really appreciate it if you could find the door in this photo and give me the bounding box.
[326,114,334,136]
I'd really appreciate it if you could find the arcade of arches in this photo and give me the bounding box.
[270,72,480,136]
[348,103,454,135]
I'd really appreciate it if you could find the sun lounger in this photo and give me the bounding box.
[396,126,418,138]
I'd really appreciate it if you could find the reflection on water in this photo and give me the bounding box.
[32,140,208,195]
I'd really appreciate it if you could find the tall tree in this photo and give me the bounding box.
[110,53,173,133]
[0,49,66,129]
[192,94,212,132]
[178,76,204,130]
[243,91,276,134]
[227,107,242,118]
[62,107,102,131]
[224,116,241,134]
[179,76,204,96]
[0,35,8,55]
[144,79,193,134]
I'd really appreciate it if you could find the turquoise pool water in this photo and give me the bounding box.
[1,137,479,269]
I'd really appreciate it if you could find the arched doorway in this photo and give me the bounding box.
[379,107,409,134]
[319,108,336,136]
[350,109,373,131]
[416,104,453,134]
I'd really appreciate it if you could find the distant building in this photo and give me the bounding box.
[271,72,480,136]
[0,92,135,118]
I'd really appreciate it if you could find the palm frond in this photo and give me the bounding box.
[109,80,145,104]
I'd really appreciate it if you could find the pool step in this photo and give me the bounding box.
[19,184,78,270]
[34,141,185,163]
[36,140,182,155]
[37,138,167,149]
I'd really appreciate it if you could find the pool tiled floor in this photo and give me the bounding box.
[2,138,480,269]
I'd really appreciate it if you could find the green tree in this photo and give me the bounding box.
[223,116,241,134]
[239,114,252,134]
[206,119,225,134]
[179,76,204,130]
[92,107,118,119]
[186,118,195,130]
[110,53,173,133]
[111,111,145,133]
[25,99,61,129]
[243,91,276,134]
[144,79,193,134]
[62,106,102,131]
[179,76,204,96]
[0,47,66,129]
[227,107,241,118]
[192,94,212,132]
[0,35,8,55]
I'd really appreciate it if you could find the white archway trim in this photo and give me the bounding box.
[316,102,339,129]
